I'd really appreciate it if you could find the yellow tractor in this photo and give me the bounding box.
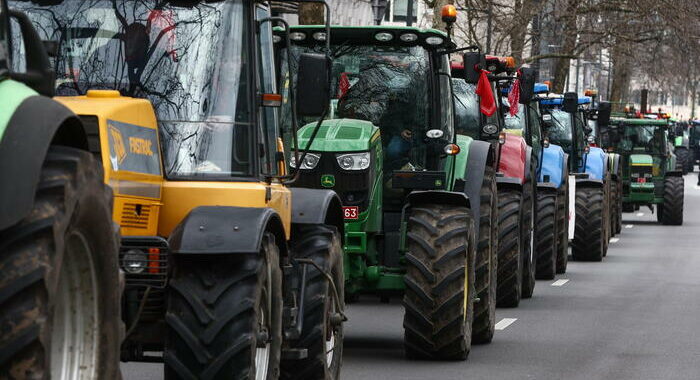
[10,0,345,378]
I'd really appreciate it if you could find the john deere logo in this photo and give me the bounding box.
[321,174,335,188]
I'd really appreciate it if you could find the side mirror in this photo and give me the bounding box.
[462,52,484,84]
[296,52,330,117]
[8,10,55,97]
[598,102,611,127]
[518,67,535,104]
[562,92,578,113]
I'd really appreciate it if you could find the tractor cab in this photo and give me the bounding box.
[538,94,594,174]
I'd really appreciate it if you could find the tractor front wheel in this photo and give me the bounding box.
[164,233,283,379]
[535,191,558,280]
[496,188,522,308]
[472,166,498,345]
[658,176,684,226]
[403,204,475,360]
[675,147,690,175]
[521,170,536,299]
[556,184,569,274]
[572,186,605,261]
[0,146,121,380]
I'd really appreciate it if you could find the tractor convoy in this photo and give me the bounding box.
[0,1,688,379]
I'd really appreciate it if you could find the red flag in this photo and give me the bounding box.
[508,78,521,116]
[476,68,496,116]
[338,72,350,99]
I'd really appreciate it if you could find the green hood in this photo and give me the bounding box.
[629,154,653,165]
[298,119,378,152]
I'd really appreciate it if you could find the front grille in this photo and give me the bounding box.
[294,152,374,211]
[120,203,153,230]
[120,237,169,289]
[630,165,653,178]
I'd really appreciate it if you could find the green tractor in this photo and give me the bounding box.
[669,120,692,174]
[610,117,684,225]
[0,3,121,378]
[276,22,499,358]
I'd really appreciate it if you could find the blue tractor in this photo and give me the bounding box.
[538,92,611,262]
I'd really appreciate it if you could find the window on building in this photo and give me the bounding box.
[384,0,418,23]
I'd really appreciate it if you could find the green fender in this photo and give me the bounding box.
[0,79,37,141]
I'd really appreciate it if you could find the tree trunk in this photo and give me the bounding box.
[609,44,632,112]
[299,3,325,25]
[551,0,578,93]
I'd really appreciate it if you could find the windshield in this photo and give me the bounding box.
[281,42,435,144]
[620,125,667,155]
[502,97,526,132]
[453,79,480,138]
[11,0,256,178]
[547,109,573,144]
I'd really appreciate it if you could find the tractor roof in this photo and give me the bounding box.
[534,83,549,94]
[612,118,669,126]
[538,96,591,106]
[287,25,453,48]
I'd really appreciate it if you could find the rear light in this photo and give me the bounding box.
[637,178,646,183]
[148,248,160,274]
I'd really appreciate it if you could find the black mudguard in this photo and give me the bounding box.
[666,171,684,177]
[0,96,86,230]
[463,139,494,223]
[576,178,604,188]
[168,206,287,256]
[406,190,470,209]
[290,187,344,240]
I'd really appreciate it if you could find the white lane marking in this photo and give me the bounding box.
[610,237,620,243]
[495,318,517,330]
[625,224,634,229]
[636,212,644,216]
[551,279,569,286]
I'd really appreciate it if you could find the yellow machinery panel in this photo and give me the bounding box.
[159,181,291,239]
[56,90,163,236]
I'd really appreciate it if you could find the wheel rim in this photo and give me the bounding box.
[255,307,270,380]
[50,231,98,380]
[325,296,337,368]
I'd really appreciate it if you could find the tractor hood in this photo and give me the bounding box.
[629,154,653,166]
[297,119,379,152]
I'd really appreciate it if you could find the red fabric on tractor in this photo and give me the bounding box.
[508,78,520,116]
[498,133,527,184]
[476,68,496,116]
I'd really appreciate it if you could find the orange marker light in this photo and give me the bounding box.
[148,248,160,274]
[441,5,457,23]
[444,143,460,155]
[504,56,516,69]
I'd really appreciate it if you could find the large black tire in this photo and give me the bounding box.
[472,166,498,345]
[676,147,690,175]
[572,186,605,261]
[658,176,684,225]
[609,177,618,237]
[281,225,344,380]
[165,233,283,379]
[602,173,612,257]
[403,204,476,360]
[520,166,536,299]
[555,181,569,274]
[535,191,558,280]
[612,176,623,235]
[0,146,121,379]
[496,188,522,308]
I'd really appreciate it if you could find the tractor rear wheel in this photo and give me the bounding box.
[281,225,344,380]
[496,188,522,308]
[572,186,605,261]
[0,146,121,380]
[659,176,684,226]
[472,166,498,345]
[602,174,612,257]
[521,167,536,299]
[675,147,690,175]
[535,191,558,280]
[165,233,283,380]
[613,176,623,235]
[556,184,569,274]
[403,204,475,360]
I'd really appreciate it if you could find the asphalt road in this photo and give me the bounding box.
[121,174,700,380]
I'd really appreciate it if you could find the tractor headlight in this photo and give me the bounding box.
[336,152,371,170]
[289,153,320,170]
[122,249,147,274]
